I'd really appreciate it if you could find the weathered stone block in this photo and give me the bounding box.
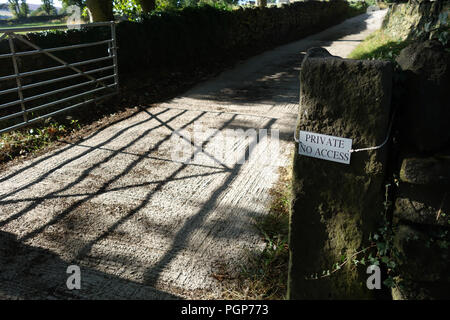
[395,157,450,226]
[392,278,450,300]
[382,1,450,41]
[393,224,450,283]
[394,182,450,227]
[395,196,449,227]
[399,156,450,185]
[288,48,393,299]
[396,40,450,153]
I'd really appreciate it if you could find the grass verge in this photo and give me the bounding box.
[346,0,369,17]
[219,166,292,300]
[0,19,67,33]
[0,119,80,163]
[348,29,410,61]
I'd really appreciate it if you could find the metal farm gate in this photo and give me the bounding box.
[0,22,119,134]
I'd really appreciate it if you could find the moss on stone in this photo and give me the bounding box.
[288,49,393,299]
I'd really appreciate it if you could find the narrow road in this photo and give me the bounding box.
[0,10,386,299]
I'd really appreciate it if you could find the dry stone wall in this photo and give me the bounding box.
[390,37,450,299]
[288,1,450,300]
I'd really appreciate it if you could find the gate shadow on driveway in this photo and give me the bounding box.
[0,103,279,298]
[0,230,178,299]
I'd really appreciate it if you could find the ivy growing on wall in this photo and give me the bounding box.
[417,11,449,46]
[305,181,403,290]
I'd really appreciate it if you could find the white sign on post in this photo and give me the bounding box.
[298,130,352,164]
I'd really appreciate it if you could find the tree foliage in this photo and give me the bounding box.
[114,0,142,18]
[8,0,29,19]
[19,0,29,17]
[7,0,21,18]
[61,0,86,9]
[41,0,56,15]
[60,0,238,22]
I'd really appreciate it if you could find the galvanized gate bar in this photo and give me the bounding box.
[1,83,116,123]
[0,22,119,134]
[19,83,116,114]
[110,22,119,89]
[0,39,113,59]
[0,74,116,110]
[0,56,113,82]
[12,33,110,89]
[2,92,118,134]
[7,36,27,122]
[0,65,115,96]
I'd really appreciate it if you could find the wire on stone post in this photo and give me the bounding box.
[349,109,396,153]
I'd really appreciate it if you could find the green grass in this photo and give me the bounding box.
[348,29,410,61]
[0,19,67,33]
[0,118,80,163]
[347,0,369,15]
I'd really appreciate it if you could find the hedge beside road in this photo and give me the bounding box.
[1,2,365,78]
[117,1,364,75]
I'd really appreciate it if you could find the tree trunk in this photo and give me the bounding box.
[85,0,113,22]
[137,0,156,14]
[257,0,267,8]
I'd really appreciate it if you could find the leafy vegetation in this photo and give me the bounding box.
[7,0,30,19]
[305,182,400,292]
[30,0,58,16]
[345,0,369,17]
[349,10,449,61]
[418,12,449,47]
[0,118,80,163]
[0,19,66,29]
